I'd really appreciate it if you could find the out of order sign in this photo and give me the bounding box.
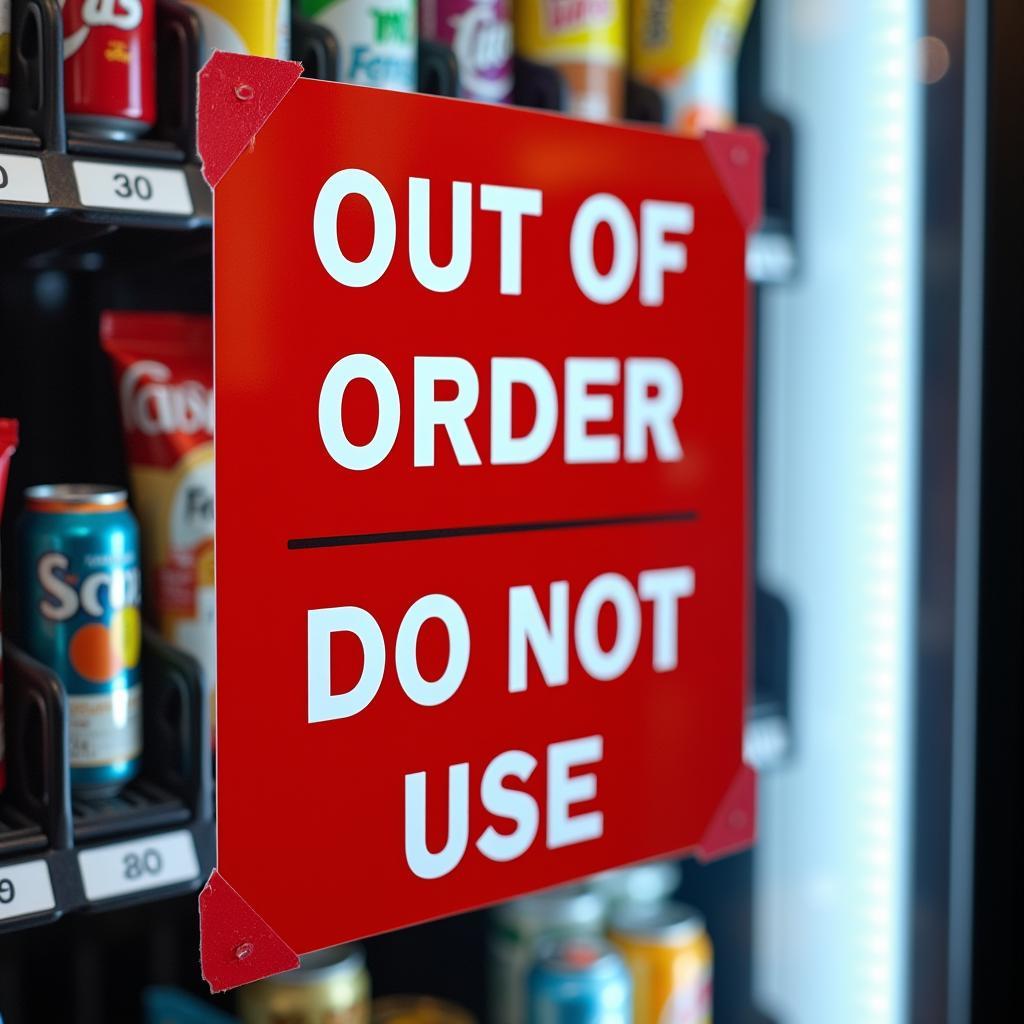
[198,53,761,990]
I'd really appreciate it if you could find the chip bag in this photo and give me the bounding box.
[101,314,215,732]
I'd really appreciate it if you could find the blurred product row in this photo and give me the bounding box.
[0,314,213,932]
[144,862,708,1024]
[0,313,211,803]
[0,0,754,143]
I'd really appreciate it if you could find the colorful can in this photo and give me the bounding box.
[514,0,626,122]
[629,0,754,135]
[0,420,19,793]
[184,0,291,67]
[1,0,11,114]
[17,485,142,795]
[420,0,513,103]
[372,997,476,1024]
[527,936,632,1024]
[61,0,156,139]
[608,902,712,1024]
[490,886,605,1024]
[302,0,416,91]
[238,944,371,1024]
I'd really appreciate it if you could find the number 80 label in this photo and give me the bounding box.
[79,830,200,901]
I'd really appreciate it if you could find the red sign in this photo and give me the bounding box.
[197,53,760,990]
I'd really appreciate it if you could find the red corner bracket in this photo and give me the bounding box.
[695,763,757,862]
[702,128,765,233]
[198,52,303,189]
[200,870,299,992]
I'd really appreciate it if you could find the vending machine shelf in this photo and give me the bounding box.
[0,0,210,259]
[0,805,47,856]
[0,818,214,934]
[72,779,191,845]
[0,632,213,935]
[0,152,211,244]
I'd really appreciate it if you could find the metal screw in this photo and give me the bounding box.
[235,84,255,101]
[235,942,254,960]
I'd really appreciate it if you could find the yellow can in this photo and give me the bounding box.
[237,944,371,1024]
[608,902,713,1024]
[184,0,291,65]
[630,0,754,134]
[514,0,627,122]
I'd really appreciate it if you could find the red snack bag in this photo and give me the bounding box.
[0,418,20,791]
[100,314,215,728]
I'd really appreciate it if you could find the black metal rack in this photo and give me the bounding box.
[0,630,214,935]
[0,0,211,275]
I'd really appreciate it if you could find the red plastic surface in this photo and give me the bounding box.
[696,763,757,861]
[199,871,299,992]
[203,67,760,983]
[197,52,302,189]
[702,129,765,232]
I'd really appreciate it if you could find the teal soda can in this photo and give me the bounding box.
[527,936,633,1024]
[18,485,143,795]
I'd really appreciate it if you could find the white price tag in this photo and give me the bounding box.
[73,161,194,215]
[0,154,50,205]
[0,860,56,922]
[78,829,200,902]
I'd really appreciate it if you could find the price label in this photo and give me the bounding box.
[73,161,194,215]
[0,154,50,205]
[78,829,200,902]
[0,860,56,922]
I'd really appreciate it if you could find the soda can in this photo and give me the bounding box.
[0,420,19,794]
[62,0,157,139]
[420,0,513,104]
[183,0,291,67]
[527,936,632,1024]
[1,0,12,114]
[608,902,713,1024]
[490,885,605,1024]
[372,997,476,1024]
[17,485,143,795]
[629,0,755,135]
[514,0,626,122]
[238,944,371,1024]
[302,0,416,91]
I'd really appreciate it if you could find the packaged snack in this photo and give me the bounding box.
[515,0,627,122]
[101,313,215,733]
[630,0,755,135]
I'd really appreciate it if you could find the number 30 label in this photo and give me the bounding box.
[73,161,194,215]
[78,830,200,901]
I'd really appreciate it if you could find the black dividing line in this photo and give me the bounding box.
[288,510,698,551]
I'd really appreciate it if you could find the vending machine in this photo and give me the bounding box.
[0,0,1016,1022]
